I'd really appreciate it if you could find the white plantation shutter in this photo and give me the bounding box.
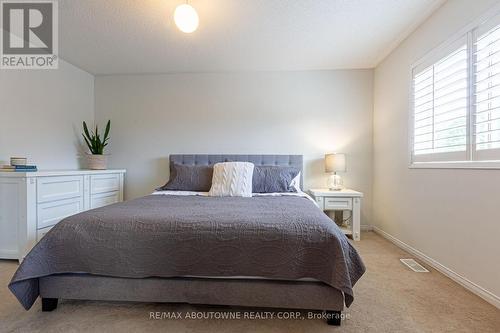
[412,37,469,162]
[411,12,500,166]
[473,14,500,160]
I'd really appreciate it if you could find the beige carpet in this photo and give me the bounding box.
[1,232,498,333]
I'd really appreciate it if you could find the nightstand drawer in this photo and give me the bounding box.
[324,197,352,210]
[314,196,324,209]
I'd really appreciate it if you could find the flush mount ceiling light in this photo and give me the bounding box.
[174,2,199,33]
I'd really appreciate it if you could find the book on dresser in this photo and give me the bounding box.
[0,165,38,172]
[0,169,126,262]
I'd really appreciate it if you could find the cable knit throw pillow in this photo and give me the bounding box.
[208,162,254,197]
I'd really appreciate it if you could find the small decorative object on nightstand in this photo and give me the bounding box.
[309,188,363,241]
[325,153,345,191]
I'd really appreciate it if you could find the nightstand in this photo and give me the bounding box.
[309,189,363,241]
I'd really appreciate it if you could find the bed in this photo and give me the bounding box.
[9,154,365,326]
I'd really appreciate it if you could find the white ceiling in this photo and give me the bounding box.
[58,0,445,75]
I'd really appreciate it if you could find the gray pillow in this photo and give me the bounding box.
[157,163,213,192]
[252,166,300,193]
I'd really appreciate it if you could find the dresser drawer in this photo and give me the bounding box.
[37,176,83,203]
[37,225,54,241]
[37,197,83,229]
[90,174,120,194]
[91,191,119,209]
[324,197,352,210]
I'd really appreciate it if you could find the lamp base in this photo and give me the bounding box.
[329,187,343,191]
[327,174,343,191]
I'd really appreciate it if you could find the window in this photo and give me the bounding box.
[474,18,500,159]
[410,13,500,167]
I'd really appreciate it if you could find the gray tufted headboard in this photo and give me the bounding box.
[169,154,303,189]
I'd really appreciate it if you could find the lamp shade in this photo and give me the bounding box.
[325,153,346,173]
[174,4,199,33]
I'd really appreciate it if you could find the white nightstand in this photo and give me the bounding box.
[309,189,363,241]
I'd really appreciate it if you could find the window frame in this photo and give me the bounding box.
[409,5,500,169]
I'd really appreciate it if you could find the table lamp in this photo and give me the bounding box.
[325,153,346,191]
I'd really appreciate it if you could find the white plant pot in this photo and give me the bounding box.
[86,154,107,170]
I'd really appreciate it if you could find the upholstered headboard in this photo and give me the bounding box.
[169,154,304,188]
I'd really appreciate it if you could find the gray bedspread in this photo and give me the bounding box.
[9,195,365,310]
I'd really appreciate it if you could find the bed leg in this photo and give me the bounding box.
[326,310,341,326]
[42,298,58,312]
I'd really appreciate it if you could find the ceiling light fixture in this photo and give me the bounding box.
[174,2,199,33]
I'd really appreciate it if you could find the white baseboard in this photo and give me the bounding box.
[0,249,18,260]
[360,224,373,231]
[372,226,500,309]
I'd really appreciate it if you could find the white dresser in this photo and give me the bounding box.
[0,169,126,261]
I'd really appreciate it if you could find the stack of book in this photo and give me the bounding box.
[0,165,38,172]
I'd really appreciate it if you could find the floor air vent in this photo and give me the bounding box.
[400,259,429,272]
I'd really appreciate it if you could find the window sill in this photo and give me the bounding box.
[409,161,500,169]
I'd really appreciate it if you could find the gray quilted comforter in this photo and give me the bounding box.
[9,195,365,310]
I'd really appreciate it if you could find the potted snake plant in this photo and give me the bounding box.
[82,120,111,170]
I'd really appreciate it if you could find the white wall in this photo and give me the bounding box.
[95,70,374,223]
[373,0,500,305]
[0,60,94,168]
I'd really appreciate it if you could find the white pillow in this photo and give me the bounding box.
[209,162,254,197]
[290,171,302,193]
